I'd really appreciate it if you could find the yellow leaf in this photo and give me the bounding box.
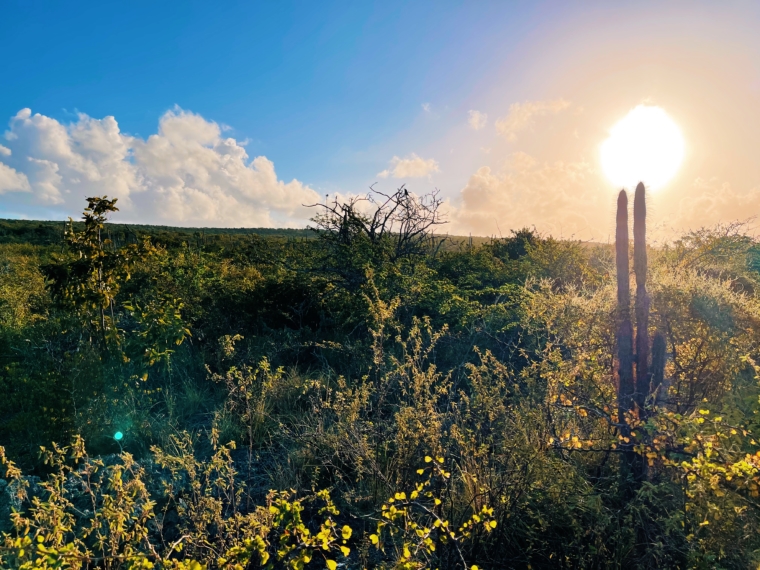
[425,456,432,463]
[327,560,338,570]
[370,534,379,545]
[341,525,352,540]
[340,546,350,557]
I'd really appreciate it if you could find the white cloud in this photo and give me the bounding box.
[377,153,439,179]
[0,107,319,226]
[468,110,488,130]
[0,162,30,194]
[422,103,432,113]
[495,99,571,142]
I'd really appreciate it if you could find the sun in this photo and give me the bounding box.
[600,105,684,191]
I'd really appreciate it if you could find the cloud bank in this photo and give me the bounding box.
[5,103,758,240]
[449,159,760,242]
[0,107,319,226]
[451,151,608,239]
[656,177,760,236]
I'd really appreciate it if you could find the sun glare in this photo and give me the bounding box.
[600,105,684,191]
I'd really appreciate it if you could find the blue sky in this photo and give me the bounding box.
[1,2,536,186]
[2,1,760,237]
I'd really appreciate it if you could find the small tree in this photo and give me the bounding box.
[44,197,143,345]
[44,196,190,376]
[307,185,447,289]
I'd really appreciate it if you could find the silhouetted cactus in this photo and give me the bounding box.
[616,190,635,417]
[633,182,649,411]
[616,182,668,483]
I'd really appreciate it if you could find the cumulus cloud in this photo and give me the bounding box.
[468,110,488,130]
[495,99,571,142]
[377,153,439,179]
[451,151,609,239]
[0,107,319,226]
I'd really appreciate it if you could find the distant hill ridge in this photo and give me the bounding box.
[0,217,603,249]
[0,218,313,246]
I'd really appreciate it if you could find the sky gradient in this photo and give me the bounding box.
[2,1,760,239]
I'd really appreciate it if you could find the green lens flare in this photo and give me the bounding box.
[114,431,124,441]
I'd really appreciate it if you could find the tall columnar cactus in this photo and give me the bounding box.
[615,182,667,480]
[616,190,635,417]
[633,183,649,411]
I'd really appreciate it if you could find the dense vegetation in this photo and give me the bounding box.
[1,187,760,568]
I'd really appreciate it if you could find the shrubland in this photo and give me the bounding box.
[0,187,759,568]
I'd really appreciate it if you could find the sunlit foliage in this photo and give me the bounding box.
[1,195,759,568]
